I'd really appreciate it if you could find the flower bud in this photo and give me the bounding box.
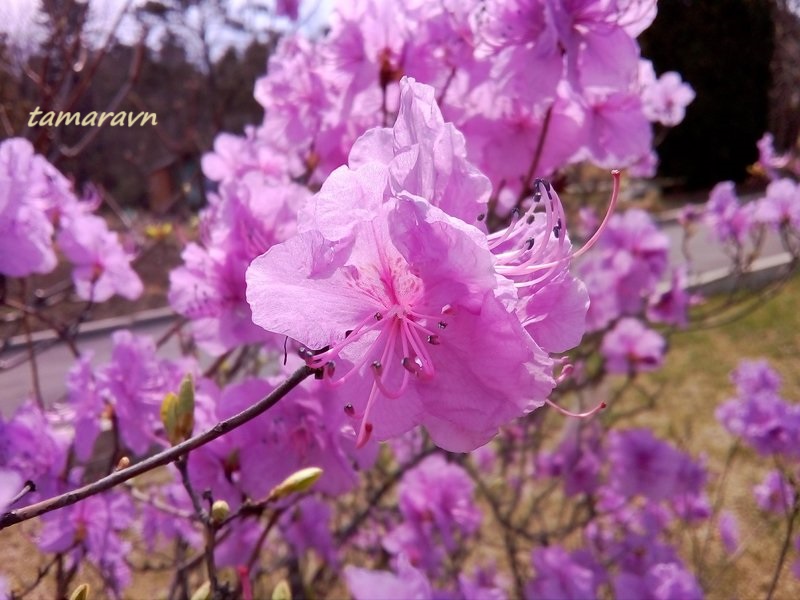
[69,584,90,600]
[269,467,323,500]
[272,580,292,600]
[161,374,195,445]
[190,581,210,600]
[210,500,230,524]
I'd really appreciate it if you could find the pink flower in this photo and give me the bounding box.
[345,554,433,600]
[754,470,795,515]
[0,469,22,513]
[247,196,554,451]
[601,318,665,374]
[755,178,800,231]
[0,138,59,276]
[641,71,696,127]
[57,213,142,302]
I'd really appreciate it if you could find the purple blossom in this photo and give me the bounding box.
[601,318,665,374]
[38,492,134,597]
[57,213,142,302]
[647,267,694,328]
[0,469,22,513]
[756,133,791,180]
[281,497,338,567]
[248,195,554,451]
[614,562,703,600]
[0,403,70,499]
[345,554,433,600]
[704,181,754,245]
[98,331,188,455]
[383,455,480,573]
[716,360,800,457]
[526,546,597,600]
[0,138,59,276]
[718,511,740,554]
[608,429,704,502]
[580,209,670,330]
[753,470,795,515]
[641,71,696,127]
[731,359,782,397]
[459,564,508,600]
[169,175,307,354]
[754,178,800,231]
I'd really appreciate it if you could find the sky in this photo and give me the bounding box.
[0,0,333,69]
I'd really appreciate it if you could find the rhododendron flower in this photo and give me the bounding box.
[601,318,665,374]
[608,429,704,502]
[345,554,433,600]
[0,138,59,276]
[0,469,22,513]
[641,71,696,127]
[384,454,480,573]
[647,267,694,328]
[614,562,703,600]
[57,213,143,302]
[718,511,740,554]
[753,470,795,515]
[526,546,597,600]
[756,133,791,180]
[755,178,800,231]
[705,181,754,245]
[248,195,554,451]
[716,360,800,457]
[38,492,135,594]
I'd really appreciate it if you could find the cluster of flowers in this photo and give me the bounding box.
[717,360,800,579]
[0,138,141,301]
[343,424,708,599]
[5,1,800,598]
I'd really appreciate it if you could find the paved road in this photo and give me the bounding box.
[0,220,791,416]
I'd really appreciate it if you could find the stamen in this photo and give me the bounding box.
[545,397,606,419]
[437,321,447,329]
[477,213,486,222]
[426,335,440,345]
[372,360,382,374]
[325,361,336,377]
[344,403,355,416]
[402,356,423,375]
[374,312,383,321]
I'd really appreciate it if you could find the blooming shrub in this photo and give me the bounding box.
[1,1,799,599]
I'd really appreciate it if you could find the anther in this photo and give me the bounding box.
[477,213,486,222]
[344,403,355,416]
[553,226,560,239]
[374,312,383,321]
[441,304,455,315]
[525,237,535,250]
[527,214,535,224]
[372,360,382,373]
[533,191,542,203]
[426,335,440,345]
[345,329,353,338]
[437,321,447,329]
[325,361,336,377]
[402,356,423,374]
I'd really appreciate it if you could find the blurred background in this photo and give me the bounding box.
[0,0,798,214]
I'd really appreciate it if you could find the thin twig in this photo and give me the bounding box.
[0,366,314,530]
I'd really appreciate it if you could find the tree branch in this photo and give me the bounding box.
[0,365,314,531]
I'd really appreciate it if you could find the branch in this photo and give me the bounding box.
[0,365,314,531]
